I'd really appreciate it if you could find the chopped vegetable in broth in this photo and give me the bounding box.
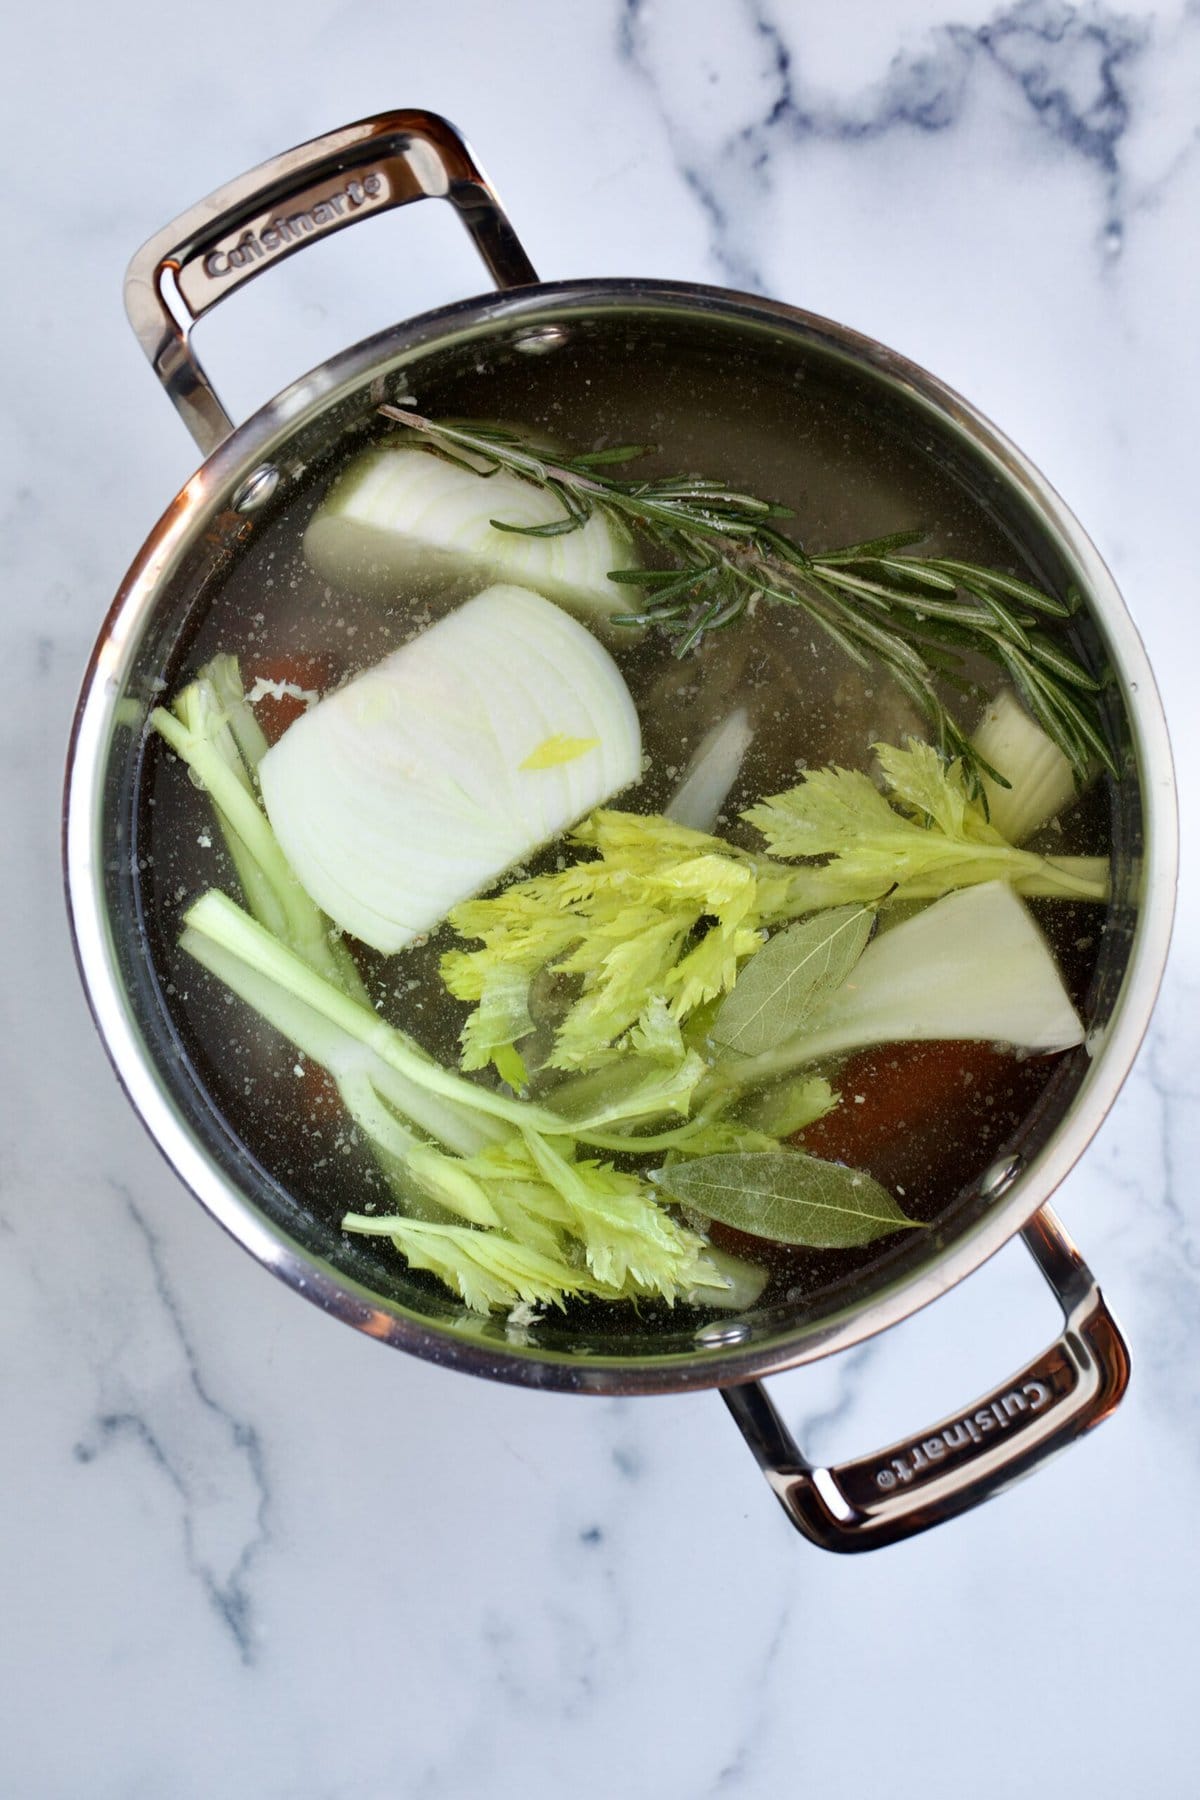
[138,322,1114,1340]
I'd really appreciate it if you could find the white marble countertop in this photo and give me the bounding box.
[3,2,1198,1793]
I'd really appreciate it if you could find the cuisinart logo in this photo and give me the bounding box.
[874,1381,1051,1490]
[203,173,385,278]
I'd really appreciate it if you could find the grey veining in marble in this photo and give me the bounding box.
[2,1,1197,1795]
[621,0,1167,288]
[71,1191,270,1663]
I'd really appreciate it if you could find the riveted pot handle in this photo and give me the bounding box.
[124,109,538,457]
[723,1204,1130,1552]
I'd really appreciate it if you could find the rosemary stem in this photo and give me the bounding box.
[377,407,1113,787]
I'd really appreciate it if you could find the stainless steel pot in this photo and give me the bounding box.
[65,110,1177,1551]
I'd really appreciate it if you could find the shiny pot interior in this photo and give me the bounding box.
[67,282,1174,1393]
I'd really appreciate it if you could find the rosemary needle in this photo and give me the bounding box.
[377,406,1113,789]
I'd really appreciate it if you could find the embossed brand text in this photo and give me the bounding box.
[203,174,385,278]
[874,1381,1051,1490]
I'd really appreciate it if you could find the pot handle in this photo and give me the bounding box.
[124,110,538,457]
[722,1203,1130,1552]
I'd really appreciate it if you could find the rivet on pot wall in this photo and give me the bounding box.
[695,1320,752,1348]
[980,1154,1023,1199]
[232,465,281,513]
[514,324,569,355]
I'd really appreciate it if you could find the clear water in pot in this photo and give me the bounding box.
[110,304,1133,1363]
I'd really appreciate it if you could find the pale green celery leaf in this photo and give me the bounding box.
[405,1145,502,1227]
[560,1050,708,1132]
[492,1044,530,1089]
[457,963,536,1075]
[739,860,800,924]
[344,1216,594,1313]
[439,950,487,1004]
[663,1118,782,1157]
[666,922,766,1021]
[522,1132,722,1298]
[744,765,896,858]
[444,890,584,993]
[872,739,1001,843]
[743,743,1059,909]
[461,1135,574,1192]
[551,914,689,1069]
[455,1139,575,1260]
[628,995,687,1063]
[485,1188,570,1262]
[645,850,758,913]
[711,905,875,1058]
[443,807,794,1075]
[736,1075,837,1139]
[574,808,732,865]
[419,1131,723,1301]
[656,1151,924,1248]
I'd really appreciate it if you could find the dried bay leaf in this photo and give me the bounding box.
[656,1150,923,1248]
[711,904,875,1058]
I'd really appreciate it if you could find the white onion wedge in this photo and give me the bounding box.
[666,707,754,832]
[304,443,634,624]
[258,585,642,953]
[708,883,1085,1098]
[788,881,1084,1066]
[971,689,1081,844]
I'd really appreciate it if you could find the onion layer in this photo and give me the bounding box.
[304,443,634,624]
[258,585,642,953]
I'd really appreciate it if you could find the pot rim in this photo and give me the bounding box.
[64,276,1179,1395]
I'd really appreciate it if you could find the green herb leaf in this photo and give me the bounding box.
[604,566,686,586]
[655,1151,924,1247]
[488,513,585,539]
[443,810,796,1073]
[343,1216,595,1313]
[378,409,1113,787]
[711,905,876,1058]
[572,444,655,467]
[744,741,1109,909]
[735,1074,837,1138]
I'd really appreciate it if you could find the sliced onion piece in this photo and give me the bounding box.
[790,881,1084,1065]
[303,442,634,625]
[971,689,1080,844]
[258,585,642,953]
[666,707,754,831]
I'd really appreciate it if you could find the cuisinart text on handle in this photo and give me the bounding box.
[202,173,385,277]
[873,1381,1051,1490]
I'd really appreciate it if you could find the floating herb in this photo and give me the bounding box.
[734,1075,838,1139]
[743,739,1109,909]
[441,809,796,1076]
[655,1150,925,1248]
[443,742,1106,1085]
[711,904,876,1059]
[379,407,1114,791]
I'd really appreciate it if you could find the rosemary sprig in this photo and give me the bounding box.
[377,406,1113,787]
